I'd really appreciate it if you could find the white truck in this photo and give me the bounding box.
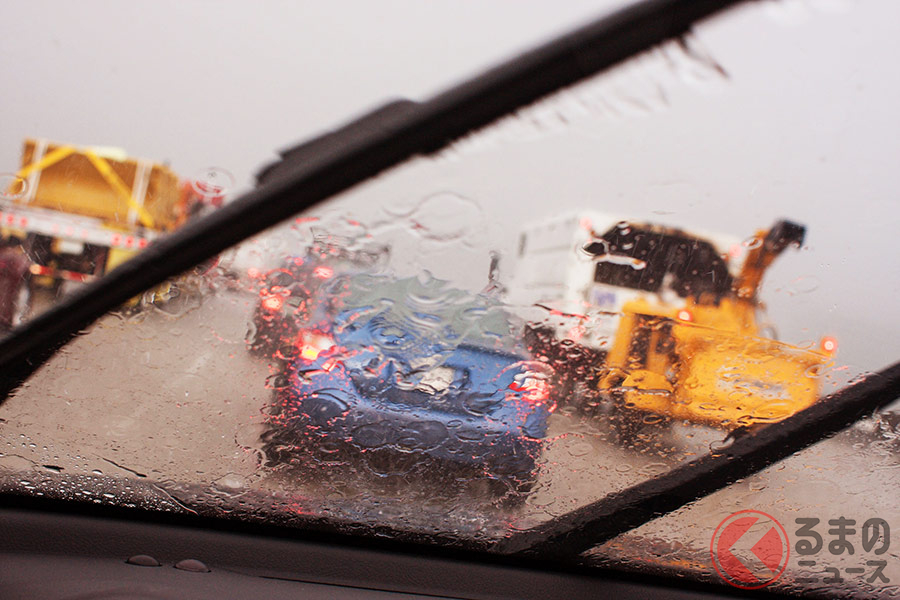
[506,211,747,348]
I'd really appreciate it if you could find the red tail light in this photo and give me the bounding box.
[677,309,693,322]
[298,333,334,361]
[262,295,283,312]
[509,372,551,405]
[29,264,53,276]
[300,345,322,360]
[821,336,838,355]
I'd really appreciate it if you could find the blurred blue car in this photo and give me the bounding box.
[261,274,554,496]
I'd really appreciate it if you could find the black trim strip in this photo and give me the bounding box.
[0,0,748,400]
[0,504,788,600]
[499,361,900,556]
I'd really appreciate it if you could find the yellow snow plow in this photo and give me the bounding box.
[598,297,832,427]
[590,220,836,429]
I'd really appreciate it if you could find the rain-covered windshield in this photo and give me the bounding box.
[1,1,898,597]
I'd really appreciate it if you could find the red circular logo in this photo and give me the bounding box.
[710,510,790,589]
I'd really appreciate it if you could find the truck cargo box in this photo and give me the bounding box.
[18,139,181,232]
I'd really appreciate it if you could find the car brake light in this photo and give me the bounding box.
[821,336,838,354]
[298,333,334,361]
[29,264,53,276]
[677,309,693,322]
[262,295,283,312]
[300,345,321,360]
[509,372,551,405]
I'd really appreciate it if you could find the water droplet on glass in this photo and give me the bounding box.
[403,192,483,243]
[642,413,666,425]
[0,173,28,200]
[709,439,732,454]
[787,275,820,295]
[213,473,248,493]
[191,167,235,199]
[742,235,763,249]
[174,559,210,573]
[126,555,161,567]
[662,35,729,88]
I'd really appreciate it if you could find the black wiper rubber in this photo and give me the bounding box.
[0,0,749,400]
[498,361,900,557]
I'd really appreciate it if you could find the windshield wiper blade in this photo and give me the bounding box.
[498,361,900,557]
[0,0,749,401]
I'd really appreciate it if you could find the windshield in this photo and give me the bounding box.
[1,1,898,597]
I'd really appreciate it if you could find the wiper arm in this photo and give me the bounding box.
[498,361,900,557]
[0,0,749,401]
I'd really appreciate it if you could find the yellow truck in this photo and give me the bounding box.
[590,220,836,435]
[1,139,206,321]
[513,214,836,441]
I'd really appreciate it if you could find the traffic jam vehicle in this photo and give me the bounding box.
[0,138,223,322]
[510,213,837,441]
[246,239,389,358]
[258,271,555,497]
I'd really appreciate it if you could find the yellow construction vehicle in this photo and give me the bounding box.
[589,220,836,432]
[1,139,213,321]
